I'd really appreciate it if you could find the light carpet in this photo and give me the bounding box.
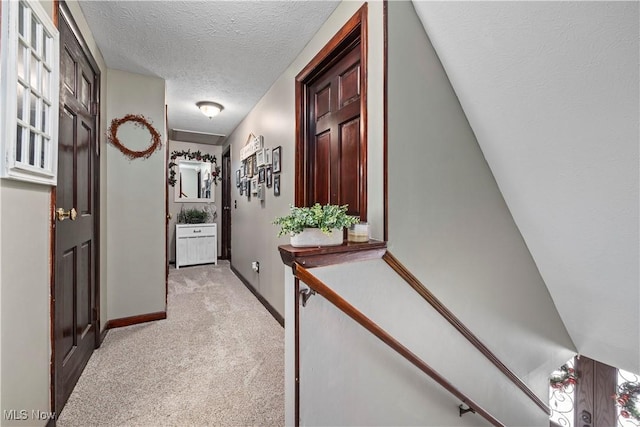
[57,261,284,427]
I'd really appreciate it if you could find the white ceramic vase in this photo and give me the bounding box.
[290,228,343,248]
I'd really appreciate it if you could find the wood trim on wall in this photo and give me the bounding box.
[294,277,301,427]
[104,311,167,330]
[295,4,368,220]
[49,188,57,418]
[383,0,389,242]
[383,251,550,414]
[230,264,285,327]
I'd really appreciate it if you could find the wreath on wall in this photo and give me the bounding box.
[107,114,162,160]
[549,364,578,390]
[615,381,640,421]
[168,149,220,187]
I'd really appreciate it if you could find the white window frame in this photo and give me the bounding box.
[0,0,59,185]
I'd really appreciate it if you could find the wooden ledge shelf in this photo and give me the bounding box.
[279,240,387,269]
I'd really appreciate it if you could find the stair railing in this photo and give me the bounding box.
[293,261,506,427]
[383,251,550,414]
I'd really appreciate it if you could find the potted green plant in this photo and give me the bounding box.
[177,207,209,224]
[273,203,360,247]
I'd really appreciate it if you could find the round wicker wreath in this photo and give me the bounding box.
[615,381,640,422]
[107,114,162,160]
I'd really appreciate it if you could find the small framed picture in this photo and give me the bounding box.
[257,184,264,201]
[256,149,265,167]
[258,168,266,183]
[236,169,241,187]
[252,154,259,175]
[272,146,282,173]
[241,161,246,177]
[246,156,253,178]
[264,148,272,166]
[246,179,251,200]
[274,174,281,197]
[239,180,244,195]
[266,167,272,188]
[251,177,259,195]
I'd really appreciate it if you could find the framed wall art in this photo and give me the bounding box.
[272,146,282,173]
[256,148,265,167]
[246,156,254,177]
[251,177,259,195]
[252,155,259,175]
[236,169,241,187]
[266,167,272,188]
[274,174,281,196]
[258,168,266,183]
[264,148,272,166]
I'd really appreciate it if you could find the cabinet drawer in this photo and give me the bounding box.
[176,224,216,238]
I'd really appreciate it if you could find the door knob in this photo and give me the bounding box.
[56,207,77,221]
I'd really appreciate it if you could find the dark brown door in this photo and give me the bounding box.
[307,43,364,217]
[296,6,368,221]
[54,7,99,415]
[221,148,232,259]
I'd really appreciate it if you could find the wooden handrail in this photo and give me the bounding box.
[383,251,550,414]
[293,262,506,427]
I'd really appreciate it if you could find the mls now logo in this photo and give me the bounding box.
[3,410,28,420]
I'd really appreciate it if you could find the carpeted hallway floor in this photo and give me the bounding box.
[57,261,284,427]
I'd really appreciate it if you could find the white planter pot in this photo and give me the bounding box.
[290,228,343,248]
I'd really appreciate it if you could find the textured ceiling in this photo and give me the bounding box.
[79,0,339,142]
[413,1,639,372]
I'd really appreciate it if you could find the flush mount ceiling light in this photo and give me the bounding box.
[196,101,224,119]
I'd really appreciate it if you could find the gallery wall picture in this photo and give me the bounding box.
[274,174,281,196]
[266,167,272,188]
[258,168,266,183]
[264,148,272,166]
[272,146,282,173]
[236,169,241,187]
[251,177,259,195]
[257,183,265,201]
[256,148,265,167]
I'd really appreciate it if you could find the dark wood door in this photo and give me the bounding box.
[221,148,232,259]
[307,42,365,218]
[54,9,99,415]
[574,356,617,427]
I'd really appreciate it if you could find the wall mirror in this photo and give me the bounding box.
[174,159,215,202]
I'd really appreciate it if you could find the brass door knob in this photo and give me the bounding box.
[56,207,77,221]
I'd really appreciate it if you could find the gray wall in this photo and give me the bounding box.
[225,0,384,317]
[386,0,575,393]
[0,182,52,426]
[167,140,223,263]
[106,69,166,320]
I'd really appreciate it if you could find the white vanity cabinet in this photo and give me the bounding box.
[175,223,217,269]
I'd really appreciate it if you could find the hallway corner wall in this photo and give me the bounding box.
[105,69,166,321]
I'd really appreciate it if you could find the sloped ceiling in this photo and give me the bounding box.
[412,1,639,372]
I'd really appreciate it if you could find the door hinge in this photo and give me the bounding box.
[90,101,98,116]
